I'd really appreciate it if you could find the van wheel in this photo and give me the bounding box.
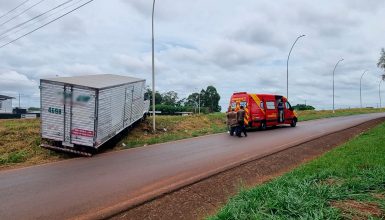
[260,121,266,130]
[290,118,297,127]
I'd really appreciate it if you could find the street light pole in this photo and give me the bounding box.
[332,58,344,113]
[198,91,201,114]
[195,88,201,114]
[380,80,383,109]
[286,34,305,99]
[151,0,156,132]
[359,70,367,108]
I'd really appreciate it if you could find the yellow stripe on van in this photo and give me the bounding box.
[250,94,265,114]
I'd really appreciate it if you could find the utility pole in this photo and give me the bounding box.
[378,79,382,108]
[151,0,156,132]
[18,93,20,108]
[198,91,201,114]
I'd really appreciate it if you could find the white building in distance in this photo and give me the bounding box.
[0,95,14,113]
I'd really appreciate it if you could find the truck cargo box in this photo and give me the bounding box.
[40,74,150,155]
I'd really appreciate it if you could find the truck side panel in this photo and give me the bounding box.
[97,85,125,145]
[96,81,145,147]
[131,81,145,123]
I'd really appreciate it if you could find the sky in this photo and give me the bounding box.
[0,0,384,110]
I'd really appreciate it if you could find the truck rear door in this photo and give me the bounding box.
[70,87,96,147]
[41,82,65,142]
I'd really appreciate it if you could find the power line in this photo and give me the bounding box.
[0,0,47,27]
[0,0,84,43]
[0,0,31,20]
[0,0,88,42]
[0,0,74,38]
[0,0,94,49]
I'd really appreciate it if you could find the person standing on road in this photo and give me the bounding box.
[236,105,247,137]
[278,99,284,123]
[226,107,238,136]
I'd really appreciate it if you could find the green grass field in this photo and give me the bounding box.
[0,119,69,169]
[0,108,384,169]
[297,108,385,121]
[210,122,385,220]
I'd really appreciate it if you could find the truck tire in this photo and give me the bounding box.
[141,113,147,122]
[290,118,297,127]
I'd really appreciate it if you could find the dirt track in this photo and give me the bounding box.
[111,117,385,220]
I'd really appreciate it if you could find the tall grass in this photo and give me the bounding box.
[118,113,227,149]
[0,119,66,168]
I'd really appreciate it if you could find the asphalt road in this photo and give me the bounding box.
[1,113,384,220]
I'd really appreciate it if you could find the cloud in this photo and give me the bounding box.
[0,0,385,110]
[0,71,37,90]
[0,71,39,107]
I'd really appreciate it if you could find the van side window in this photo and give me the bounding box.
[266,101,275,110]
[260,101,264,109]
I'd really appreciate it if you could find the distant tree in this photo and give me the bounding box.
[201,86,221,112]
[161,91,179,106]
[176,98,186,107]
[293,104,315,111]
[28,107,40,111]
[144,88,162,105]
[378,48,385,74]
[184,92,200,107]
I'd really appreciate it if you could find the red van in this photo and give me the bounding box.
[228,92,298,129]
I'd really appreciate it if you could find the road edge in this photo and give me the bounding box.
[75,116,385,220]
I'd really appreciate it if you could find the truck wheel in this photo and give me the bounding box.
[290,118,297,127]
[141,114,147,122]
[260,121,266,130]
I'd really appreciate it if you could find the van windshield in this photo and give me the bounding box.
[231,101,247,109]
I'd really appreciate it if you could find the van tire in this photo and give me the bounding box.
[290,118,297,127]
[260,121,266,130]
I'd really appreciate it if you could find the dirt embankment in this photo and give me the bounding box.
[111,117,385,220]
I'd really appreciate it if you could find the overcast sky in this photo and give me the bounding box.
[0,0,384,110]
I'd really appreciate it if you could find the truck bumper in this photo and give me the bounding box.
[41,143,92,157]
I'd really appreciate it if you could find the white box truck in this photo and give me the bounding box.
[40,74,150,156]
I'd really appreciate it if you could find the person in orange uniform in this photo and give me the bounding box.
[236,105,247,137]
[226,107,238,136]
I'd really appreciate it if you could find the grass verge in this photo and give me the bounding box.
[116,113,227,150]
[209,121,385,220]
[297,108,384,121]
[0,119,70,170]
